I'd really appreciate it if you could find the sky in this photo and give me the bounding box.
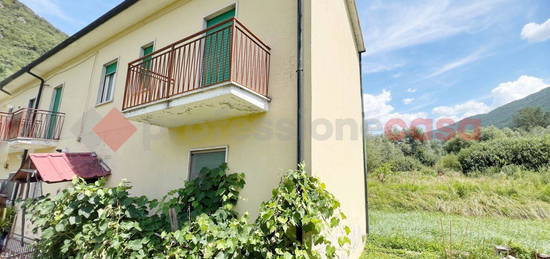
[20,0,550,130]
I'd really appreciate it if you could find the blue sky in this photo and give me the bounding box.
[21,0,550,128]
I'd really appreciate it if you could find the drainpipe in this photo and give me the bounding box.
[0,89,11,96]
[26,70,45,110]
[296,0,304,244]
[358,53,369,234]
[296,0,304,165]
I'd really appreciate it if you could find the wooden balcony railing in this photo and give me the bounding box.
[123,18,271,110]
[0,108,65,141]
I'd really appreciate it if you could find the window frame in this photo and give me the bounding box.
[97,59,119,105]
[188,146,228,181]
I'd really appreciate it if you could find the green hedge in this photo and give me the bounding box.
[458,136,550,173]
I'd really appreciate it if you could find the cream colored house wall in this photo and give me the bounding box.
[0,0,298,220]
[305,0,366,256]
[0,0,366,252]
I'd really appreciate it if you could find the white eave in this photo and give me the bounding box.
[345,0,366,53]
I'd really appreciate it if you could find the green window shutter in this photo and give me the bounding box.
[105,62,117,75]
[207,9,236,28]
[189,150,226,180]
[143,45,154,56]
[202,9,235,86]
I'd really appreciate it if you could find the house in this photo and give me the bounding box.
[0,0,366,255]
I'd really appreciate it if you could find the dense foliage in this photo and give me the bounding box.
[0,0,67,81]
[27,164,350,258]
[513,107,550,130]
[458,136,550,173]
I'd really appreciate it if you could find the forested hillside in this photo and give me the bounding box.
[470,87,550,127]
[0,0,66,81]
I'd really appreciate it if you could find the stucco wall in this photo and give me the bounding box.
[0,0,298,220]
[305,0,366,256]
[0,0,366,253]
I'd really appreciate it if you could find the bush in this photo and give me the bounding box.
[26,178,164,258]
[436,154,462,171]
[444,137,472,154]
[458,136,550,174]
[27,164,350,259]
[390,156,423,172]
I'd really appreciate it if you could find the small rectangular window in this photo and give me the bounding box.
[141,44,154,70]
[97,61,117,104]
[189,148,226,180]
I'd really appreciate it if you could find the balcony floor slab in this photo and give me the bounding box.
[123,82,269,128]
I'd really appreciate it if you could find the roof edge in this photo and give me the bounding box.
[345,0,365,53]
[0,0,139,89]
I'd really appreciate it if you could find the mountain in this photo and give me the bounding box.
[431,87,550,138]
[468,87,550,128]
[0,0,67,81]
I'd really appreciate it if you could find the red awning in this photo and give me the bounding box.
[14,153,111,183]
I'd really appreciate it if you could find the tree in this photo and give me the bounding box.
[512,107,550,130]
[444,137,472,154]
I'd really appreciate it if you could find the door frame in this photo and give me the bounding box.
[203,4,238,29]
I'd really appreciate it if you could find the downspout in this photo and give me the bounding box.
[358,53,369,234]
[26,70,45,110]
[297,0,304,164]
[296,0,304,244]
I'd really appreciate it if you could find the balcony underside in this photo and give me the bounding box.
[2,138,58,153]
[123,82,269,128]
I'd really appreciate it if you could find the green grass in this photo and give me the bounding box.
[361,210,549,258]
[369,170,550,219]
[363,171,550,258]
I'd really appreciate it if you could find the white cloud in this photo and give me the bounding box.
[403,98,415,105]
[432,100,491,120]
[364,62,405,74]
[407,88,417,93]
[490,75,549,107]
[430,75,549,120]
[521,18,550,42]
[425,49,486,78]
[363,0,509,55]
[364,90,428,131]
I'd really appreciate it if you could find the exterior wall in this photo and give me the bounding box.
[305,0,366,256]
[0,0,298,221]
[0,0,366,253]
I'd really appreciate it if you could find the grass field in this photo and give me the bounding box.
[361,170,550,258]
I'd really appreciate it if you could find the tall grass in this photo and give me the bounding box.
[368,169,550,219]
[362,210,549,258]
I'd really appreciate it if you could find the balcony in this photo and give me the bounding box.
[122,18,271,127]
[0,108,65,151]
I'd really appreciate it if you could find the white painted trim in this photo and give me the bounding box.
[123,82,269,115]
[49,84,64,112]
[97,57,120,105]
[345,0,365,53]
[203,3,238,27]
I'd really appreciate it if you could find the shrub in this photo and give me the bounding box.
[390,156,423,172]
[444,137,472,154]
[414,146,439,166]
[0,207,15,233]
[480,126,506,142]
[27,164,350,259]
[26,178,164,258]
[436,154,461,171]
[458,136,550,173]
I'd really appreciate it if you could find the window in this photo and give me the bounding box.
[189,148,227,180]
[97,61,117,104]
[141,44,154,70]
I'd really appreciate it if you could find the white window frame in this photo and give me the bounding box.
[140,42,155,57]
[97,59,119,105]
[188,146,228,180]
